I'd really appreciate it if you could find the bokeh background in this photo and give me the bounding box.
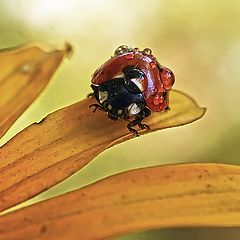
[0,0,239,239]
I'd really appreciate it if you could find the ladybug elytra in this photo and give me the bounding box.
[89,45,175,136]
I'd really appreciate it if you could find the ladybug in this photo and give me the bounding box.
[89,45,175,136]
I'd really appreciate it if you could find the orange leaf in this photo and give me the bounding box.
[0,163,239,240]
[0,90,205,211]
[0,43,71,139]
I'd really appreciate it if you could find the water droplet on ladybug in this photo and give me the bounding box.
[150,62,157,69]
[161,68,175,90]
[158,84,164,93]
[114,45,132,56]
[143,48,152,55]
[134,52,142,59]
[153,94,164,105]
[153,96,159,105]
[160,96,164,103]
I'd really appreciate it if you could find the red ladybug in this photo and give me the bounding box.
[89,45,175,136]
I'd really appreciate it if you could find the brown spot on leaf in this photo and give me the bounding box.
[40,225,48,234]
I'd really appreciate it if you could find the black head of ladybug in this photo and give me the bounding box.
[91,66,147,121]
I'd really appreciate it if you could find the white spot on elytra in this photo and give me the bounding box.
[99,91,108,103]
[117,109,123,115]
[107,104,112,110]
[128,103,141,116]
[131,78,144,92]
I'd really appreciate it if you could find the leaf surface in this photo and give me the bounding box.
[0,43,71,139]
[0,90,205,211]
[0,163,239,240]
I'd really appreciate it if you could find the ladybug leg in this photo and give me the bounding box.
[127,116,147,137]
[138,122,150,130]
[87,84,99,99]
[89,104,106,113]
[127,119,141,137]
[138,108,151,131]
[127,117,149,136]
[87,92,95,98]
[127,108,151,136]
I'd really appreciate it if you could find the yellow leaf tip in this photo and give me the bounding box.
[63,42,73,59]
[198,107,207,118]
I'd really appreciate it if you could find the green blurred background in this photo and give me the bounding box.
[0,0,239,239]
